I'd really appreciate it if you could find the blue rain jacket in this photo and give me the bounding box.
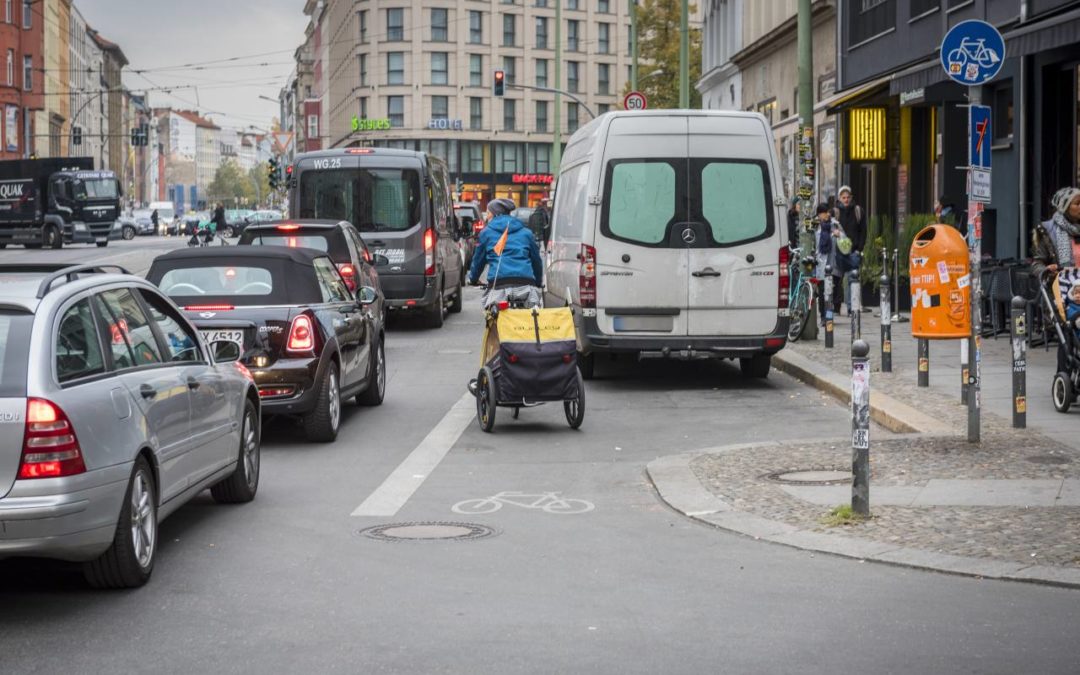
[468,215,544,285]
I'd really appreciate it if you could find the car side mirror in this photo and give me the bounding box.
[359,286,378,306]
[372,254,389,267]
[211,340,241,363]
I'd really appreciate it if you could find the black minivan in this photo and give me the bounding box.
[287,148,464,328]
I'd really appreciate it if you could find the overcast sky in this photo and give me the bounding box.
[78,0,308,131]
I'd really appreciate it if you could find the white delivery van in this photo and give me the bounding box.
[544,110,790,379]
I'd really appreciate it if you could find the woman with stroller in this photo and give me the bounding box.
[1031,186,1080,371]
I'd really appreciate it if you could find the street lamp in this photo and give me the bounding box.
[258,95,278,104]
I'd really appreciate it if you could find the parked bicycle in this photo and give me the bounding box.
[786,245,818,342]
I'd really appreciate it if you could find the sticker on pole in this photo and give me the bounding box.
[623,91,648,111]
[941,20,1005,86]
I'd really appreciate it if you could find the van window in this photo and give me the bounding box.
[298,168,422,233]
[603,160,682,245]
[696,160,771,245]
[552,163,589,243]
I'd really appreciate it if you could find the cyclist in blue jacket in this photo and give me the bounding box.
[468,198,544,307]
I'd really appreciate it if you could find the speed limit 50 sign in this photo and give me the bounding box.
[623,91,647,110]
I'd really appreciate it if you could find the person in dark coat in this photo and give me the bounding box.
[212,203,227,237]
[151,209,160,235]
[833,185,866,314]
[786,196,801,249]
[528,198,552,248]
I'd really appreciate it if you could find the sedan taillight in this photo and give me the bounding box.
[19,399,86,479]
[287,314,315,353]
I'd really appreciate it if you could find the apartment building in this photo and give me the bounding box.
[0,0,43,159]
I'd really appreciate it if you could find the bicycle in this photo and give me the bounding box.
[452,491,594,514]
[947,38,1001,69]
[786,246,817,342]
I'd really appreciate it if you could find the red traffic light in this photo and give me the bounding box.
[493,69,506,96]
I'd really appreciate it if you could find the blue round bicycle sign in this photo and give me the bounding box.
[941,20,1005,86]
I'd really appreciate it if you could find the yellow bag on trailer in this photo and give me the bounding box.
[483,307,579,402]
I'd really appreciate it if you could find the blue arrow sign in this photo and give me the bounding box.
[969,105,992,170]
[941,20,1006,86]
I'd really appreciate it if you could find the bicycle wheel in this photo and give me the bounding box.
[787,281,812,342]
[542,498,595,514]
[452,498,502,514]
[564,367,585,429]
[476,367,497,432]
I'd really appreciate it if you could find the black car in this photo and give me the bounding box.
[147,246,386,443]
[238,220,383,301]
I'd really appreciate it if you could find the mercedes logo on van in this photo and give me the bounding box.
[682,228,697,244]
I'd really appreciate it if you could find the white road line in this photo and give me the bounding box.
[351,392,475,517]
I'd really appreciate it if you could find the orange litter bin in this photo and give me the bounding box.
[909,224,971,339]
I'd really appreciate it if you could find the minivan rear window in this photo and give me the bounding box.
[298,168,421,232]
[0,310,32,396]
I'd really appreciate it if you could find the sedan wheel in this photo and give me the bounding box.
[304,365,341,442]
[122,225,136,240]
[211,399,260,503]
[357,338,386,406]
[84,456,158,588]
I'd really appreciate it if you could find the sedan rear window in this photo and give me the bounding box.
[160,266,274,298]
[0,310,32,396]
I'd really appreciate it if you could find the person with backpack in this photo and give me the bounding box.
[528,198,552,249]
[833,186,867,315]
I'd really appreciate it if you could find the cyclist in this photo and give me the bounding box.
[468,198,544,308]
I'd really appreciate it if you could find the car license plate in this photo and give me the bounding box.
[201,330,244,350]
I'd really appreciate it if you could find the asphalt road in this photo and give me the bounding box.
[1,238,1078,674]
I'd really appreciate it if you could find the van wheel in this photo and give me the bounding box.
[739,355,771,379]
[83,456,157,589]
[449,280,463,314]
[424,283,445,328]
[578,351,595,380]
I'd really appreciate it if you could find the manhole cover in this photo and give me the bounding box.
[764,470,852,486]
[1026,454,1072,465]
[357,522,498,542]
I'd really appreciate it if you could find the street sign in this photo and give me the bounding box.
[969,105,991,169]
[941,20,1005,86]
[272,132,294,154]
[623,91,647,111]
[971,169,992,203]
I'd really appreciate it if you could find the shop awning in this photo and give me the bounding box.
[818,74,892,114]
[1005,6,1080,59]
[889,58,947,96]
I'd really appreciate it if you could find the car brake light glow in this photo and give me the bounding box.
[765,337,785,349]
[19,399,86,479]
[258,385,296,398]
[277,224,301,231]
[778,245,790,312]
[346,148,375,154]
[405,300,417,306]
[337,263,358,291]
[225,268,237,278]
[287,314,315,352]
[424,229,436,276]
[185,304,235,311]
[579,244,597,309]
[473,221,485,233]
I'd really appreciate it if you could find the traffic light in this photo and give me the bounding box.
[493,69,505,96]
[268,157,279,190]
[72,126,82,146]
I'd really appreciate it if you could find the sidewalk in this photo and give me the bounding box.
[647,309,1080,588]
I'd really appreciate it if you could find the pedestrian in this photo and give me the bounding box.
[1031,186,1080,371]
[528,198,552,249]
[786,196,801,249]
[213,202,227,237]
[935,195,968,235]
[151,208,161,236]
[815,202,844,325]
[832,185,867,315]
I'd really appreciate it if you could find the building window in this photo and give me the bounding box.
[359,53,368,86]
[909,0,938,17]
[469,11,483,44]
[849,0,895,45]
[597,23,610,54]
[360,97,368,119]
[386,8,404,41]
[503,14,516,46]
[567,61,580,93]
[503,56,516,85]
[756,98,777,124]
[567,20,580,51]
[432,96,449,120]
[465,142,484,171]
[469,54,483,87]
[598,103,610,114]
[567,103,579,133]
[431,8,448,41]
[22,54,30,91]
[536,59,548,87]
[21,0,28,28]
[387,52,404,85]
[598,0,610,13]
[4,0,9,23]
[567,0,579,9]
[992,85,1013,142]
[597,63,610,94]
[503,99,516,131]
[536,17,548,49]
[532,144,550,173]
[535,101,548,132]
[470,97,483,130]
[388,96,405,127]
[307,115,318,140]
[358,10,368,42]
[431,52,448,85]
[535,0,548,7]
[5,50,11,86]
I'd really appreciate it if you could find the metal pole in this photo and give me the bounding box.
[552,0,562,170]
[880,268,892,372]
[796,0,816,261]
[679,0,689,108]
[917,338,929,387]
[850,278,862,343]
[851,339,871,517]
[630,0,638,92]
[892,248,907,322]
[824,266,834,349]
[1011,295,1027,429]
[967,86,983,444]
[960,339,969,404]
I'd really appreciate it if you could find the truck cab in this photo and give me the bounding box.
[52,170,122,246]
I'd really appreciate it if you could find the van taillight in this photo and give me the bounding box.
[287,314,315,353]
[473,221,484,233]
[424,229,436,276]
[337,263,358,291]
[18,399,86,479]
[579,244,596,309]
[778,245,790,312]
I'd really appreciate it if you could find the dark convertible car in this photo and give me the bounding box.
[147,247,386,442]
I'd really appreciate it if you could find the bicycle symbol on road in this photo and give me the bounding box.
[452,491,595,515]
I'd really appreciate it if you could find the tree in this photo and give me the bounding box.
[249,162,272,207]
[624,0,703,109]
[208,159,255,205]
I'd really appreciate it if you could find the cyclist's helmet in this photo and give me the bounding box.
[487,198,516,217]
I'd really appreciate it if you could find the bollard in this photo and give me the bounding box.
[850,279,862,344]
[960,339,969,404]
[880,270,892,372]
[891,248,907,323]
[824,266,834,349]
[917,338,930,387]
[1011,296,1027,429]
[851,339,871,517]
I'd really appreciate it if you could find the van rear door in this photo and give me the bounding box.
[594,117,689,337]
[685,116,780,336]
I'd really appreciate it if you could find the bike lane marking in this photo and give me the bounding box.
[350,392,475,517]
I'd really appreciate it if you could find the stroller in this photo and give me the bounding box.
[188,218,228,247]
[1038,267,1080,412]
[467,297,585,432]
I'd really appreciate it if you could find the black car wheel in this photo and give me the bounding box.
[425,282,445,328]
[449,277,464,314]
[211,399,260,503]
[356,337,386,406]
[304,364,341,442]
[122,225,136,241]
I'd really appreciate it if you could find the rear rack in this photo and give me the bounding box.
[0,263,134,298]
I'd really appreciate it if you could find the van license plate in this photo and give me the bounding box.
[201,330,243,349]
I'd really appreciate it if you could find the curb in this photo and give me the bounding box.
[646,448,1080,590]
[773,349,953,435]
